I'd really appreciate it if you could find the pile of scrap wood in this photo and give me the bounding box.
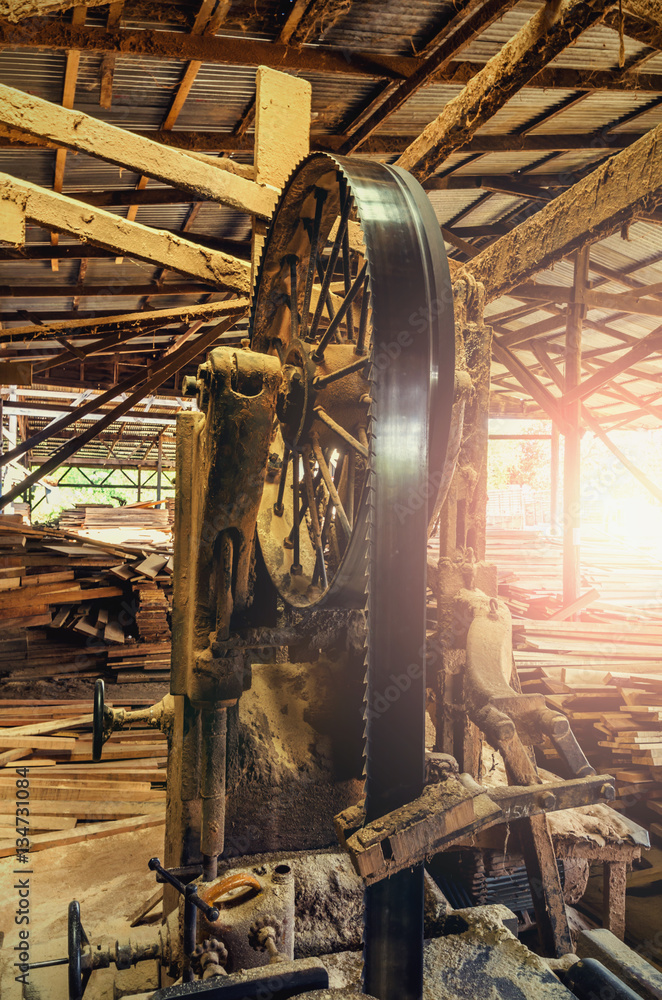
[58,504,113,530]
[487,528,662,620]
[0,522,173,685]
[82,505,170,532]
[0,697,166,858]
[488,528,662,839]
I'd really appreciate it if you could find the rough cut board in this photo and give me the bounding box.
[0,813,165,857]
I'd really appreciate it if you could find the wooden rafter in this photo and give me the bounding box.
[463,122,662,301]
[0,0,106,19]
[343,0,520,154]
[0,174,251,293]
[396,0,616,182]
[0,86,276,219]
[0,313,245,508]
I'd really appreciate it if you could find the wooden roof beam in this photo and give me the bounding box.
[0,128,652,156]
[0,85,276,219]
[491,335,566,430]
[0,0,106,19]
[0,282,214,298]
[0,174,251,294]
[463,122,662,300]
[0,20,412,79]
[396,0,617,182]
[0,299,240,342]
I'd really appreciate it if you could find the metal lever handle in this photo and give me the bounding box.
[148,858,220,923]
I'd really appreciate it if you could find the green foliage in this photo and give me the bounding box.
[488,419,552,492]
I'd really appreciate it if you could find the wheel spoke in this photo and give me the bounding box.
[344,451,355,528]
[308,186,352,343]
[286,254,299,342]
[302,445,327,587]
[314,254,336,324]
[341,226,353,341]
[301,188,327,340]
[313,356,369,390]
[355,280,370,356]
[313,406,369,460]
[273,445,290,516]
[311,436,352,538]
[312,262,367,363]
[290,448,302,574]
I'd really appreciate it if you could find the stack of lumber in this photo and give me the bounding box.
[487,528,662,619]
[83,506,170,532]
[0,522,173,686]
[1,504,30,524]
[0,697,166,856]
[135,584,171,644]
[59,504,113,530]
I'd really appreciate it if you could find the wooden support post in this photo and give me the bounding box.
[137,467,141,503]
[563,248,589,612]
[251,67,311,288]
[550,423,559,536]
[517,813,574,957]
[603,860,627,941]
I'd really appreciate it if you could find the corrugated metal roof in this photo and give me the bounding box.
[530,91,656,134]
[0,0,661,431]
[320,0,459,57]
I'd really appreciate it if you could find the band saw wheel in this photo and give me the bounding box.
[251,153,456,610]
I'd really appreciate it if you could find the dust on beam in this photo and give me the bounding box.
[0,174,252,295]
[461,122,662,301]
[396,0,617,182]
[0,85,276,220]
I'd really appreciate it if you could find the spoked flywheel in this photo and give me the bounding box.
[252,153,455,611]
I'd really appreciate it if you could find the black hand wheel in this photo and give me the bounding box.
[92,678,105,763]
[68,900,91,1000]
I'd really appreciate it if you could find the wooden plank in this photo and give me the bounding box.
[0,85,276,219]
[0,797,164,816]
[0,734,76,749]
[0,813,165,857]
[0,815,77,831]
[129,885,163,927]
[0,714,92,736]
[0,747,30,766]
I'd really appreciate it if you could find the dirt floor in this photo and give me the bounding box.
[0,824,165,1000]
